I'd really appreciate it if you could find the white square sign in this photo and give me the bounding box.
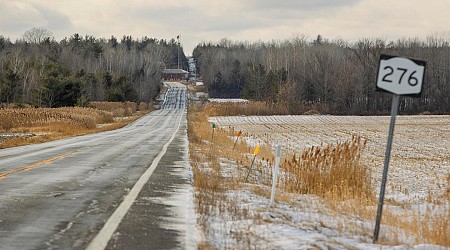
[376,55,426,96]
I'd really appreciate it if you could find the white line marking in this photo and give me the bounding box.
[86,111,183,250]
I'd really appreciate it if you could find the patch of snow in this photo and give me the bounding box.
[156,122,197,249]
[195,92,208,98]
[208,98,249,103]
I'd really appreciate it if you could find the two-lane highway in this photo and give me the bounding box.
[0,82,195,249]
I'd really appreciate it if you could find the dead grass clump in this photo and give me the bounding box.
[194,85,205,93]
[204,101,328,116]
[414,205,450,246]
[446,174,450,201]
[0,107,113,132]
[125,102,138,113]
[189,103,257,247]
[0,107,125,148]
[90,101,151,116]
[378,204,450,246]
[423,173,450,246]
[282,135,373,201]
[187,110,204,144]
[138,101,154,112]
[90,102,131,116]
[192,164,225,194]
[303,109,320,115]
[0,103,33,109]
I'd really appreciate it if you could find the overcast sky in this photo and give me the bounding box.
[1,0,449,55]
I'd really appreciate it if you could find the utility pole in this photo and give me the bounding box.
[177,34,180,69]
[194,58,197,80]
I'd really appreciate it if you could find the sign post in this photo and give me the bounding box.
[373,55,426,243]
[233,131,242,150]
[269,144,282,207]
[373,94,399,242]
[245,145,260,182]
[211,123,216,141]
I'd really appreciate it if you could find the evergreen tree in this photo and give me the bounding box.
[0,64,22,103]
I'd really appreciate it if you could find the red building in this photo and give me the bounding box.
[161,69,189,81]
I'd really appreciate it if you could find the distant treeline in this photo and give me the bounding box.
[0,28,187,107]
[193,35,449,115]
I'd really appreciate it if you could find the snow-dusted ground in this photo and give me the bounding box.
[210,115,449,202]
[208,98,249,103]
[205,114,449,249]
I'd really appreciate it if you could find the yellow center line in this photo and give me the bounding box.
[0,150,80,180]
[0,132,129,180]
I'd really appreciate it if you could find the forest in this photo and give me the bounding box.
[1,29,448,115]
[0,28,186,108]
[193,35,449,115]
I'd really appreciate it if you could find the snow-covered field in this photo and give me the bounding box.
[205,114,450,249]
[210,115,449,202]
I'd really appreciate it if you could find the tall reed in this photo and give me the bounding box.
[282,135,374,201]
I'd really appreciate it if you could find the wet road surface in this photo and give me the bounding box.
[0,82,196,249]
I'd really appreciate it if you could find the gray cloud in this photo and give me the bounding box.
[242,0,361,22]
[0,2,38,32]
[129,5,257,35]
[0,0,448,54]
[0,1,72,38]
[247,0,361,10]
[153,0,363,35]
[132,5,191,23]
[35,5,72,32]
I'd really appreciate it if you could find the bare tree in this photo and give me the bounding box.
[22,28,54,44]
[193,35,449,115]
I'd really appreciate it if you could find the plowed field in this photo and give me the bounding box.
[210,115,450,201]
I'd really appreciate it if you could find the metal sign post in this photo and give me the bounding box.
[233,131,242,150]
[245,145,260,182]
[373,55,426,243]
[373,94,399,242]
[211,123,216,141]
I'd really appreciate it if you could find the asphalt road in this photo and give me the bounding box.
[0,82,196,249]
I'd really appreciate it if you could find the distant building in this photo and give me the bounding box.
[161,69,189,81]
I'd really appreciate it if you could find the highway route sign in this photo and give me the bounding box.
[376,55,426,97]
[373,54,426,243]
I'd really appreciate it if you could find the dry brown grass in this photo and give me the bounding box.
[188,103,258,247]
[282,135,374,202]
[193,104,373,203]
[189,101,450,248]
[446,174,450,201]
[204,101,328,116]
[0,105,142,148]
[325,169,450,246]
[186,83,206,94]
[90,101,153,117]
[418,206,450,246]
[0,103,34,109]
[188,103,373,247]
[369,203,450,246]
[0,107,113,131]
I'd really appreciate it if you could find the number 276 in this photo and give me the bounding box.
[382,66,418,86]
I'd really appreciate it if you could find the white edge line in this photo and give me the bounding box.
[86,111,183,250]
